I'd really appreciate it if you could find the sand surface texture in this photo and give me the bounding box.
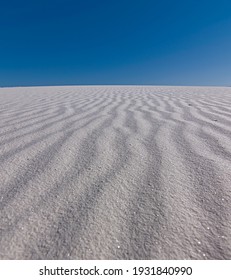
[0,86,231,259]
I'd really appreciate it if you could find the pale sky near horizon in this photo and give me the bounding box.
[1,0,231,86]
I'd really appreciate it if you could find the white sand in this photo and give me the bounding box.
[0,85,231,259]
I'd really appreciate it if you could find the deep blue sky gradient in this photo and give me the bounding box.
[1,0,231,86]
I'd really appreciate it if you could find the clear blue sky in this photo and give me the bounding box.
[1,0,231,86]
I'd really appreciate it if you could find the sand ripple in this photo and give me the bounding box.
[0,86,231,259]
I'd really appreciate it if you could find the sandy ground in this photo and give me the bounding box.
[0,85,231,260]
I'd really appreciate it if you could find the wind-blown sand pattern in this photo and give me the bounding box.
[0,85,231,260]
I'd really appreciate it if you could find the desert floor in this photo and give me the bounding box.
[0,86,231,259]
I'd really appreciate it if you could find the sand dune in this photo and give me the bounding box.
[0,85,231,260]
